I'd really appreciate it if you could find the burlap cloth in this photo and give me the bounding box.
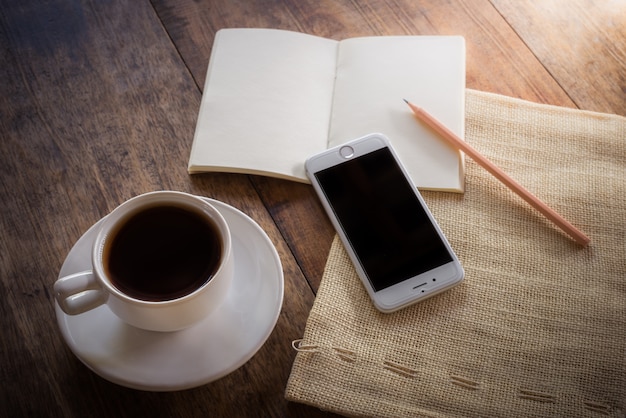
[285,89,626,417]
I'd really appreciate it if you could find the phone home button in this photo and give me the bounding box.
[339,146,354,158]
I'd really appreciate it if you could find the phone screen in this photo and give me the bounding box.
[314,147,453,291]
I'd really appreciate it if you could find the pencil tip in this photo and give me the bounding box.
[403,98,409,104]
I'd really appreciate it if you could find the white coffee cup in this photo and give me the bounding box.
[54,191,234,332]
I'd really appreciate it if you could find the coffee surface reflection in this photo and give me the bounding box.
[104,205,222,301]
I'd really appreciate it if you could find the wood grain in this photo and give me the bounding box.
[0,0,318,416]
[491,0,626,115]
[1,0,623,416]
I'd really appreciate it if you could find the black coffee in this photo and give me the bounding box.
[104,205,222,301]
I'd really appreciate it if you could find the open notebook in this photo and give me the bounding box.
[189,28,466,192]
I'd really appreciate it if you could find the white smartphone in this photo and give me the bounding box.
[305,133,464,313]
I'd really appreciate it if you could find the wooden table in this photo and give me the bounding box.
[1,1,623,416]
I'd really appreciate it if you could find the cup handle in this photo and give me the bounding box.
[54,271,107,315]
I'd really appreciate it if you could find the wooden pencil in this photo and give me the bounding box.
[404,99,590,246]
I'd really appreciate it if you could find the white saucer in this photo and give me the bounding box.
[55,198,284,391]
